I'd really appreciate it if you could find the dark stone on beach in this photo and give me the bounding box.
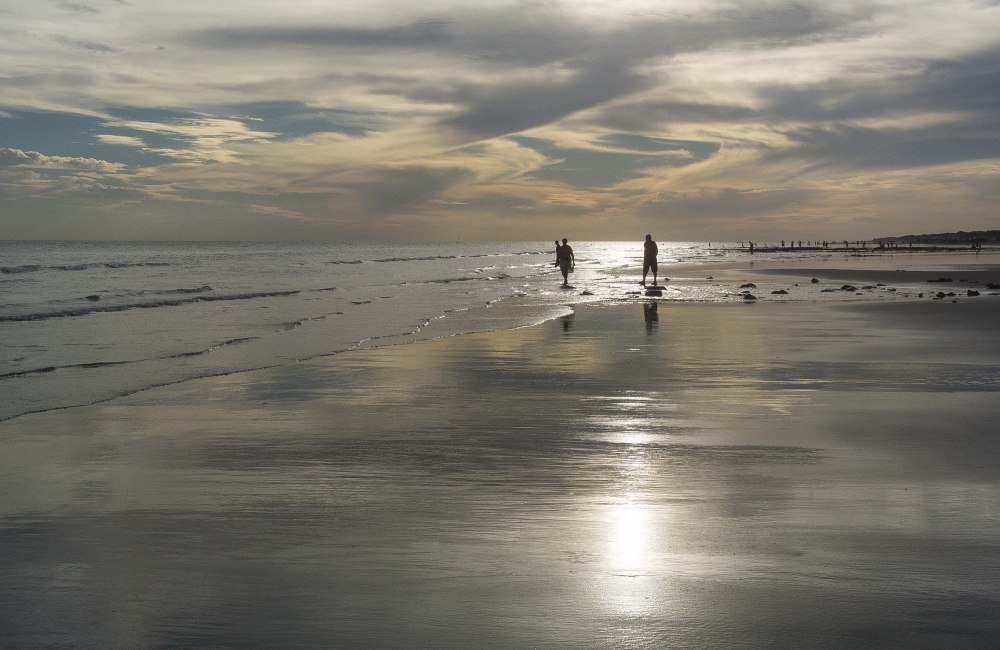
[771,289,788,294]
[707,276,713,279]
[987,283,1000,290]
[936,292,946,299]
[811,278,819,283]
[927,277,953,283]
[645,289,663,297]
[740,283,756,288]
[581,290,594,296]
[967,289,980,296]
[862,286,876,290]
[85,294,100,301]
[888,288,896,291]
[821,288,837,292]
[947,292,956,297]
[743,293,757,300]
[959,278,967,282]
[877,283,886,286]
[918,293,924,298]
[840,285,858,291]
[662,278,670,281]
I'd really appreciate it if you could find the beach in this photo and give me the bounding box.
[3,252,1000,648]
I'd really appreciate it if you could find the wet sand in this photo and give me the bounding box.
[2,296,1000,648]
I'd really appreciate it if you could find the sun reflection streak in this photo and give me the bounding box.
[590,396,677,621]
[610,497,650,574]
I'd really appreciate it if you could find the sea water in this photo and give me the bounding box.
[0,240,955,421]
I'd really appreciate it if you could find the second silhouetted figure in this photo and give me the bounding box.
[642,234,658,286]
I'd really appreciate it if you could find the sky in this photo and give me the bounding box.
[1,0,998,241]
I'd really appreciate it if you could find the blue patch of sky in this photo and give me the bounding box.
[510,135,719,187]
[1,104,373,172]
[0,110,177,167]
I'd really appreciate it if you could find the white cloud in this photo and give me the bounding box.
[95,134,147,146]
[0,147,127,172]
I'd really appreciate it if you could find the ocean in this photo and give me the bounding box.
[0,240,933,421]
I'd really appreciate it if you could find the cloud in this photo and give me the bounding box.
[356,166,475,219]
[0,148,127,172]
[510,135,720,187]
[3,0,1000,239]
[95,134,146,147]
[638,187,815,220]
[51,35,122,53]
[188,3,877,140]
[196,21,456,50]
[440,63,649,138]
[100,117,279,162]
[59,2,100,13]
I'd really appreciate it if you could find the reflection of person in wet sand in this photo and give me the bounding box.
[642,234,658,286]
[556,238,575,286]
[643,301,658,334]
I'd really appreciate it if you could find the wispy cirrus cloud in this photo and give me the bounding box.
[98,116,280,163]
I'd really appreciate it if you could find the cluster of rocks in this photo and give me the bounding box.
[725,274,999,302]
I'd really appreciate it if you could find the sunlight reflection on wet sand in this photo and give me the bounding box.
[2,299,1000,647]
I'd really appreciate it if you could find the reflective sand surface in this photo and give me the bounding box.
[2,299,1000,648]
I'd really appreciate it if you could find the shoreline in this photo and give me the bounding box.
[3,250,999,423]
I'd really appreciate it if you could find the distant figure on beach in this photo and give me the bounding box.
[556,238,575,286]
[642,234,658,286]
[554,241,560,265]
[749,241,755,254]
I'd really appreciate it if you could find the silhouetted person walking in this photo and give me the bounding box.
[642,234,658,286]
[556,238,575,286]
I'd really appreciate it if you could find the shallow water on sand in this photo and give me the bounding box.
[3,240,997,422]
[2,300,999,648]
